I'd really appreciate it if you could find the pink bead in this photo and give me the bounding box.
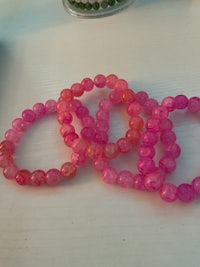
[160,130,176,144]
[145,118,160,132]
[126,129,140,145]
[135,91,149,105]
[106,74,118,89]
[81,127,95,141]
[0,154,13,168]
[64,133,79,147]
[57,111,73,124]
[161,96,175,111]
[174,95,188,109]
[159,157,176,173]
[45,169,62,186]
[142,131,158,145]
[133,174,146,191]
[30,170,46,186]
[81,115,95,128]
[72,138,88,154]
[81,77,94,92]
[160,118,173,131]
[22,109,36,123]
[127,102,142,116]
[5,129,21,144]
[188,97,200,112]
[192,176,200,195]
[56,100,70,113]
[16,170,30,185]
[117,138,132,153]
[3,164,18,179]
[95,119,109,132]
[144,170,165,191]
[102,167,118,184]
[60,124,75,138]
[94,158,108,172]
[109,90,121,105]
[94,131,108,145]
[69,99,82,112]
[60,88,74,102]
[137,157,156,174]
[120,89,135,104]
[117,170,134,188]
[0,140,15,155]
[160,183,177,202]
[87,143,104,160]
[12,118,27,132]
[143,98,158,115]
[114,79,128,92]
[99,99,112,112]
[45,100,57,113]
[164,143,181,158]
[71,152,86,166]
[177,184,195,203]
[33,103,46,117]
[152,105,169,119]
[71,83,84,97]
[138,145,155,158]
[104,143,119,159]
[94,74,106,88]
[76,106,89,119]
[96,109,110,120]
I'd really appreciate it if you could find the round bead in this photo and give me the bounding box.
[94,158,108,172]
[152,105,169,119]
[143,98,158,115]
[60,89,74,102]
[164,143,181,158]
[104,143,119,159]
[94,74,106,88]
[76,106,89,119]
[138,145,155,158]
[160,130,176,144]
[12,118,27,132]
[81,77,94,92]
[137,157,156,175]
[99,99,112,112]
[57,111,73,124]
[126,129,140,145]
[60,124,75,137]
[33,103,46,117]
[5,129,21,144]
[102,167,118,184]
[127,102,142,116]
[135,91,148,105]
[0,140,15,155]
[160,183,177,202]
[45,169,62,186]
[72,138,88,154]
[61,162,77,179]
[109,90,121,105]
[87,143,103,160]
[141,131,158,145]
[81,127,95,141]
[192,176,200,195]
[117,170,134,188]
[159,157,176,173]
[146,118,160,132]
[188,97,200,112]
[16,170,31,185]
[64,133,79,147]
[129,116,144,131]
[174,95,188,109]
[177,184,195,203]
[71,83,84,97]
[81,115,95,128]
[0,154,13,168]
[114,79,128,92]
[93,131,108,145]
[133,174,146,191]
[69,99,82,112]
[161,96,175,112]
[117,138,132,153]
[71,152,86,166]
[30,170,46,186]
[106,74,118,89]
[120,89,135,104]
[45,100,57,113]
[22,109,36,123]
[144,170,165,191]
[3,164,18,180]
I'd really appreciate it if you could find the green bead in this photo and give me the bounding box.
[108,0,115,6]
[101,1,108,8]
[85,2,92,10]
[74,1,80,8]
[79,2,86,9]
[93,2,100,10]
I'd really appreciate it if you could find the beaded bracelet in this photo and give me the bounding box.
[0,100,78,186]
[142,95,200,203]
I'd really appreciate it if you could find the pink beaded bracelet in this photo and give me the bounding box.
[0,100,77,186]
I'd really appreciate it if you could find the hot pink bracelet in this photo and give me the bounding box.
[142,95,200,203]
[0,100,78,186]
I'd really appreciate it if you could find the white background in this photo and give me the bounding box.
[1,0,200,266]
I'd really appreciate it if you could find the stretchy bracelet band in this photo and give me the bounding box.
[0,100,78,186]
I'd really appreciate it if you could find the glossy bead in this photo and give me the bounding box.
[96,109,110,121]
[60,124,75,138]
[152,105,169,119]
[160,130,176,144]
[138,145,155,158]
[71,152,86,166]
[117,138,132,153]
[99,99,112,111]
[159,157,176,173]
[87,143,103,160]
[145,118,160,132]
[30,170,46,186]
[0,140,15,155]
[0,154,13,168]
[45,169,62,186]
[102,167,118,184]
[104,143,119,159]
[64,133,79,147]
[22,109,36,123]
[106,74,118,89]
[160,183,177,202]
[114,79,128,92]
[143,98,158,115]
[188,97,200,112]
[133,174,146,191]
[192,176,200,195]
[161,96,175,111]
[61,162,77,179]
[5,129,21,144]
[160,118,173,131]
[12,118,27,132]
[127,102,142,116]
[135,91,148,105]
[120,89,135,104]
[81,77,94,92]
[81,127,95,141]
[94,158,108,172]
[177,184,195,203]
[33,103,46,117]
[94,131,108,145]
[94,74,106,88]
[72,138,88,154]
[45,100,57,113]
[141,131,158,145]
[56,100,70,113]
[95,119,109,132]
[144,170,164,191]
[129,116,144,131]
[117,170,134,188]
[137,157,156,175]
[81,115,95,128]
[57,111,73,124]
[3,164,18,179]
[76,106,89,119]
[69,99,82,112]
[109,90,121,104]
[71,83,84,97]
[164,143,181,158]
[16,170,31,185]
[174,95,188,109]
[60,88,74,102]
[126,129,140,145]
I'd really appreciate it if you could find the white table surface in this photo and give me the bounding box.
[1,0,200,266]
